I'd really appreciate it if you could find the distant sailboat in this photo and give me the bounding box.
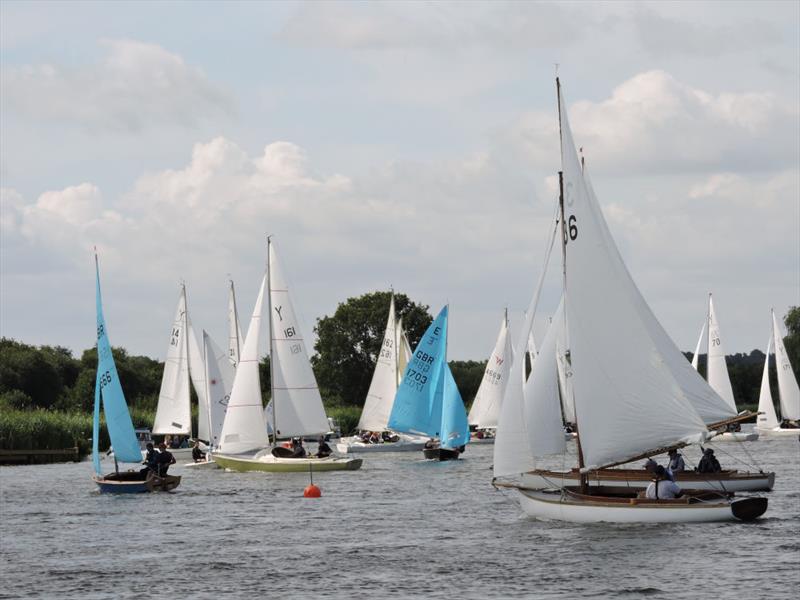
[468,310,513,443]
[337,294,427,454]
[388,305,470,461]
[756,309,800,437]
[92,253,180,493]
[493,79,767,522]
[214,238,362,472]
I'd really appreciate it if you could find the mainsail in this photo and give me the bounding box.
[218,273,269,454]
[199,330,234,447]
[772,309,800,420]
[691,322,705,370]
[268,241,330,438]
[93,255,141,470]
[358,296,401,432]
[228,280,244,368]
[153,286,192,435]
[706,294,737,412]
[756,335,779,429]
[468,312,512,429]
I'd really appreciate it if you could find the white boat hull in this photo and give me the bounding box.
[715,431,759,442]
[514,487,764,523]
[214,452,362,472]
[521,468,774,492]
[755,426,800,438]
[336,434,427,454]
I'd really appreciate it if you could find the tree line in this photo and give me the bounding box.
[1,297,798,416]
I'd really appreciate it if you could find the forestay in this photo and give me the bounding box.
[94,256,141,466]
[468,313,512,429]
[707,295,736,412]
[218,274,269,454]
[153,286,192,435]
[756,335,779,429]
[269,243,330,437]
[558,82,709,470]
[358,297,401,432]
[772,309,800,420]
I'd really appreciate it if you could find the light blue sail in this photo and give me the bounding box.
[439,363,469,449]
[92,375,101,474]
[388,306,448,438]
[94,256,142,465]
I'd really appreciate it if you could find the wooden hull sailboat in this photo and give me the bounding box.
[507,485,767,523]
[93,471,181,493]
[521,468,774,493]
[422,447,462,461]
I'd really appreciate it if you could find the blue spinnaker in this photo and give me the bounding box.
[388,306,448,438]
[95,257,141,464]
[439,363,469,449]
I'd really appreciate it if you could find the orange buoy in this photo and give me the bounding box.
[304,484,321,498]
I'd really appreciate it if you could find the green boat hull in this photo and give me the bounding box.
[214,453,363,473]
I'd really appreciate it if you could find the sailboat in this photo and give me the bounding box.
[492,79,767,522]
[213,238,362,472]
[151,284,211,459]
[756,309,800,437]
[689,294,758,441]
[336,295,428,454]
[92,253,181,493]
[468,310,513,444]
[387,305,470,461]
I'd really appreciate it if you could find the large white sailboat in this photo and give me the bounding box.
[214,238,362,472]
[336,295,427,454]
[756,309,800,437]
[467,310,513,444]
[492,79,767,522]
[690,294,758,442]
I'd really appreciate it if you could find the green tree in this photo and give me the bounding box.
[449,360,487,409]
[312,291,432,406]
[783,306,800,377]
[0,338,64,409]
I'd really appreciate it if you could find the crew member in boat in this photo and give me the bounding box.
[667,449,686,473]
[316,435,332,458]
[290,438,306,458]
[156,442,176,476]
[780,419,800,429]
[424,438,437,450]
[192,440,206,463]
[382,431,399,443]
[696,448,722,474]
[645,466,681,500]
[645,457,675,482]
[140,442,158,478]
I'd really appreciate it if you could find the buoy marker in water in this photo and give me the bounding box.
[304,463,321,498]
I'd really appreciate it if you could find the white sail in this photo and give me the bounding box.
[358,296,400,432]
[187,317,209,437]
[153,286,191,435]
[228,280,244,368]
[396,318,411,386]
[218,274,269,454]
[706,295,736,412]
[691,322,705,370]
[555,317,576,424]
[756,335,779,429]
[200,330,234,447]
[269,242,330,438]
[772,309,800,420]
[558,83,709,470]
[524,301,568,456]
[469,313,512,429]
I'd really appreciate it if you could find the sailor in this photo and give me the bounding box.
[192,440,206,463]
[645,466,682,500]
[156,442,176,476]
[696,448,722,474]
[667,449,686,473]
[291,438,306,458]
[316,435,332,458]
[139,442,158,477]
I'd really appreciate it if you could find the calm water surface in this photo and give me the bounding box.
[1,435,798,599]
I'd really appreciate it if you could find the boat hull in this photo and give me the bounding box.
[755,426,800,438]
[422,447,461,461]
[214,453,363,473]
[715,431,759,442]
[93,472,181,493]
[514,487,766,523]
[521,468,774,492]
[336,434,427,454]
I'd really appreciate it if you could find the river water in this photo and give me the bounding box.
[1,434,798,599]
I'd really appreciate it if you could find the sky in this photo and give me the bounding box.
[1,0,798,362]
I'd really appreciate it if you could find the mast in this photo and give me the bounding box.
[267,236,277,445]
[557,76,587,492]
[202,330,214,450]
[706,292,712,375]
[182,282,192,440]
[230,279,241,366]
[392,290,399,385]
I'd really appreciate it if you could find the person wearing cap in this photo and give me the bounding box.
[645,465,682,500]
[667,449,686,473]
[696,447,722,473]
[155,442,176,476]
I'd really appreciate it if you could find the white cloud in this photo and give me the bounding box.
[1,39,233,132]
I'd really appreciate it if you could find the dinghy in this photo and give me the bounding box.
[690,295,758,442]
[336,295,428,454]
[467,310,513,445]
[388,306,470,461]
[755,310,800,437]
[214,238,362,472]
[91,252,181,493]
[492,79,767,523]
